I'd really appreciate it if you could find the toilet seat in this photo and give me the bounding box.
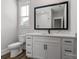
[8,42,23,49]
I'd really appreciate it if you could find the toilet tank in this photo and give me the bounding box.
[18,34,25,43]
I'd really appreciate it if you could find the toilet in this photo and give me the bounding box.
[8,35,25,57]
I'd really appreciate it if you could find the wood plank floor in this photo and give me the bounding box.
[1,50,30,59]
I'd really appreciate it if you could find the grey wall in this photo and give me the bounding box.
[1,0,18,55]
[29,0,77,34]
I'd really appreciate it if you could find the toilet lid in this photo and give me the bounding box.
[8,42,23,49]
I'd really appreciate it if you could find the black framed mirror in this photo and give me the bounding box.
[34,1,68,30]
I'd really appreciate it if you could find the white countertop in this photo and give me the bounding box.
[26,33,77,38]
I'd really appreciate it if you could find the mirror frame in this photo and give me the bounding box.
[34,1,68,30]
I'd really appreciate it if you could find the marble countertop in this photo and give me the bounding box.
[26,33,77,38]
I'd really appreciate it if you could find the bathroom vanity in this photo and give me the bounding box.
[26,33,77,59]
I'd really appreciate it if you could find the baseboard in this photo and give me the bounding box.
[1,48,10,56]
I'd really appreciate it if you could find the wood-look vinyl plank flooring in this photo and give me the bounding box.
[1,50,30,59]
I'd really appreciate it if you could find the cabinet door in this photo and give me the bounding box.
[47,43,61,59]
[33,41,46,59]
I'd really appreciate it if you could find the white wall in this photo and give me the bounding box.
[29,0,77,34]
[1,0,18,55]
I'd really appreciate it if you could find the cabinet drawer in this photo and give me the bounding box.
[63,55,74,59]
[26,45,32,50]
[26,43,32,46]
[26,36,32,39]
[33,36,49,42]
[26,53,32,57]
[26,39,32,45]
[26,51,32,54]
[26,45,32,49]
[63,45,73,54]
[49,37,61,42]
[63,39,74,45]
[26,50,32,57]
[26,47,32,54]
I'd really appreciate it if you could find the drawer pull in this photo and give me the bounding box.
[27,37,31,39]
[44,44,47,50]
[64,49,72,52]
[64,41,72,43]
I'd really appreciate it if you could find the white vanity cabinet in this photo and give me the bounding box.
[26,33,76,59]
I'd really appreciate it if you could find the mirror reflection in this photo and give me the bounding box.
[35,2,68,30]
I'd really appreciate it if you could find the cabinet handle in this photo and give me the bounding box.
[64,41,72,43]
[46,44,47,50]
[27,37,31,39]
[64,49,72,52]
[44,44,47,50]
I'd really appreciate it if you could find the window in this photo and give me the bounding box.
[21,5,29,16]
[18,0,30,34]
[20,5,29,26]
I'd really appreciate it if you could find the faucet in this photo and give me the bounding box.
[48,29,50,34]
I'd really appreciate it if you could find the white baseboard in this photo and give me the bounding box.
[1,48,10,56]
